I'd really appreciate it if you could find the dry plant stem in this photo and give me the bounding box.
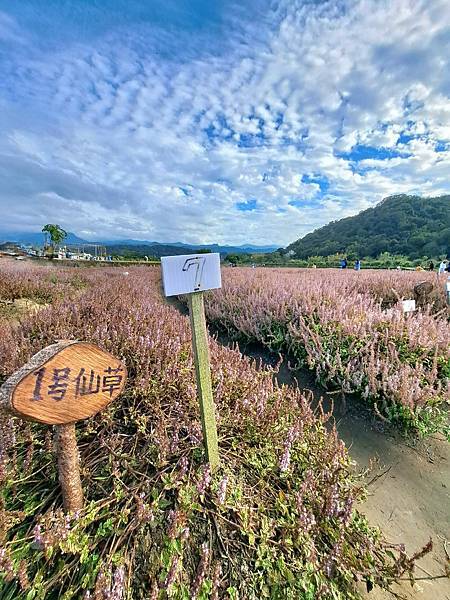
[54,423,84,512]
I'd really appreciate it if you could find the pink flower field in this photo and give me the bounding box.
[204,267,450,438]
[0,261,446,599]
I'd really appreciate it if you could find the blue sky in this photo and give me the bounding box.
[0,0,449,245]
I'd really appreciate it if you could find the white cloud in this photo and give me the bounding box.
[0,0,449,245]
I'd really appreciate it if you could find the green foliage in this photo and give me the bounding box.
[225,254,244,265]
[41,224,67,249]
[287,194,450,260]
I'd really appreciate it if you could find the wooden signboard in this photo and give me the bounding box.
[0,340,127,425]
[161,254,220,470]
[0,340,127,513]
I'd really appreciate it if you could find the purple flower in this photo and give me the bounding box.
[0,547,15,581]
[32,524,45,550]
[217,476,228,505]
[191,543,210,600]
[279,425,300,472]
[196,465,211,496]
[325,484,340,518]
[111,566,125,600]
[167,509,179,539]
[178,455,189,478]
[163,555,179,590]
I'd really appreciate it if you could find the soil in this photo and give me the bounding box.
[212,333,450,599]
[0,298,47,320]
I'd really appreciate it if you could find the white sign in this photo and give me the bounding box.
[402,299,416,313]
[161,253,222,297]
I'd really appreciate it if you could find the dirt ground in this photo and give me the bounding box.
[213,334,450,600]
[341,413,450,600]
[0,297,46,320]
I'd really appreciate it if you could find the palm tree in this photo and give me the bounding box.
[42,224,67,257]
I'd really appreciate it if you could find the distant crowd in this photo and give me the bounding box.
[431,260,450,273]
[339,258,361,270]
[338,257,450,272]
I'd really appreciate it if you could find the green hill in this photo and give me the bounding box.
[286,194,450,259]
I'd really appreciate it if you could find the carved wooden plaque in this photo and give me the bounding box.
[0,341,127,425]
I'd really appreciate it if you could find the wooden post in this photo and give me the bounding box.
[0,341,127,513]
[161,253,221,470]
[187,292,220,471]
[54,423,84,512]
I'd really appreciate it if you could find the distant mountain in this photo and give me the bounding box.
[0,231,277,255]
[0,231,89,245]
[100,239,278,254]
[104,243,198,259]
[103,242,279,258]
[286,194,450,259]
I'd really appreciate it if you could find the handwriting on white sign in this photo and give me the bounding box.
[182,256,206,291]
[161,253,222,297]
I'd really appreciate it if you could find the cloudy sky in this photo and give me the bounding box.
[0,0,449,245]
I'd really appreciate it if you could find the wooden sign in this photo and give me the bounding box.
[161,253,221,297]
[0,340,127,425]
[0,340,127,513]
[161,255,220,470]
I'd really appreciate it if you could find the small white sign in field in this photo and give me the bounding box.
[161,252,222,470]
[402,299,416,313]
[161,253,222,297]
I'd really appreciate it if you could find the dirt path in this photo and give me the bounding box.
[167,296,450,598]
[212,332,450,600]
[341,413,450,600]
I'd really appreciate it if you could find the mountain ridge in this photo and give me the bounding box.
[286,194,450,259]
[0,231,277,255]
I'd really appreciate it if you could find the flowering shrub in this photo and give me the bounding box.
[0,261,89,304]
[0,266,427,598]
[204,268,450,438]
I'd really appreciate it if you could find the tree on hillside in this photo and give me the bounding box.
[226,253,243,265]
[286,195,450,260]
[42,224,67,255]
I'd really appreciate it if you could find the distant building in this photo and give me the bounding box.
[55,244,107,261]
[0,242,27,257]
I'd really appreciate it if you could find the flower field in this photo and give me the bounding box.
[0,262,433,599]
[203,268,450,439]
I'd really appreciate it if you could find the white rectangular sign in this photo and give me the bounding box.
[402,299,416,313]
[161,253,222,297]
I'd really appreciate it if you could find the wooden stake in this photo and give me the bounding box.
[54,423,84,513]
[187,292,219,471]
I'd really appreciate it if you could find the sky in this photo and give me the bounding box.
[0,0,449,245]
